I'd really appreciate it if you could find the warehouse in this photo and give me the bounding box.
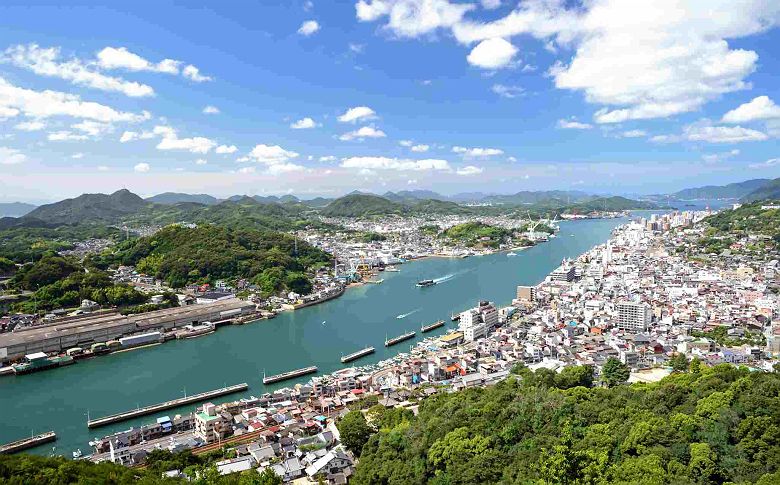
[0,299,255,363]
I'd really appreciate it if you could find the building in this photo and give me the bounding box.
[194,403,231,443]
[459,301,498,342]
[616,302,652,333]
[550,264,576,282]
[516,285,536,302]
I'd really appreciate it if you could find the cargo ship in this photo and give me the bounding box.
[385,331,416,347]
[416,279,436,288]
[421,320,445,333]
[263,366,318,384]
[12,353,74,375]
[340,346,375,363]
[175,321,215,339]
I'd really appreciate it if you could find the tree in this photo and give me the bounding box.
[239,467,282,485]
[601,357,630,388]
[337,411,373,456]
[670,353,689,372]
[689,442,719,483]
[555,365,594,389]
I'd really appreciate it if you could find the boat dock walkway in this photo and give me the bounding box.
[87,383,249,428]
[0,431,57,454]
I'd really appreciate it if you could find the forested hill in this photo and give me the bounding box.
[344,362,780,485]
[673,178,770,200]
[23,189,148,224]
[566,196,658,213]
[740,177,780,202]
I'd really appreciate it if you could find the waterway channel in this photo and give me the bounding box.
[0,216,633,456]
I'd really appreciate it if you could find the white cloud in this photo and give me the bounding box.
[195,158,208,165]
[134,162,150,173]
[349,43,365,53]
[722,96,780,123]
[491,83,524,98]
[481,0,501,10]
[267,163,305,174]
[702,149,739,163]
[339,126,387,141]
[120,131,138,143]
[410,144,430,152]
[290,117,318,129]
[452,146,504,157]
[319,155,337,162]
[0,146,26,165]
[238,166,256,174]
[72,120,114,137]
[47,131,89,141]
[203,105,220,115]
[399,140,413,147]
[215,144,238,154]
[337,106,376,123]
[14,120,46,131]
[456,165,483,175]
[619,129,647,138]
[557,119,593,130]
[341,156,450,171]
[247,144,300,164]
[0,76,149,123]
[155,126,217,153]
[71,152,84,159]
[96,47,180,74]
[683,124,768,143]
[3,44,154,97]
[355,0,474,38]
[749,158,780,169]
[298,20,321,35]
[182,65,211,82]
[467,38,517,69]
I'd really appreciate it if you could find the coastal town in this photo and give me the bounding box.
[1,205,774,482]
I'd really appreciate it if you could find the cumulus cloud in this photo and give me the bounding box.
[290,117,318,129]
[339,126,386,141]
[653,121,768,144]
[557,119,593,130]
[410,144,430,152]
[195,158,208,165]
[96,47,180,74]
[215,144,238,154]
[298,20,321,35]
[702,149,739,163]
[0,146,27,165]
[491,83,524,98]
[619,129,647,138]
[182,65,211,82]
[722,96,780,123]
[0,76,149,123]
[203,105,220,115]
[456,165,483,175]
[341,156,450,171]
[356,0,474,38]
[14,120,46,131]
[47,131,89,141]
[3,44,155,97]
[247,144,300,165]
[154,126,217,153]
[338,106,376,123]
[466,38,517,69]
[134,162,151,173]
[452,146,503,157]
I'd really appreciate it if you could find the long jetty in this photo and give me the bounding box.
[87,383,249,428]
[0,431,56,454]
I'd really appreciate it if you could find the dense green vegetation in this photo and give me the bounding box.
[113,224,330,293]
[672,179,770,201]
[440,222,513,248]
[705,203,780,248]
[740,177,780,202]
[321,194,406,217]
[347,363,780,485]
[690,326,766,347]
[566,196,658,214]
[0,222,120,263]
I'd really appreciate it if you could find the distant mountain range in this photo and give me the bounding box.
[669,179,771,200]
[740,178,780,203]
[146,192,220,205]
[0,202,37,218]
[24,189,148,225]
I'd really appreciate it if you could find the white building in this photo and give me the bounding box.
[616,302,652,333]
[459,301,498,342]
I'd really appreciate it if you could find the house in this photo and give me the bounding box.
[304,449,354,480]
[271,457,305,481]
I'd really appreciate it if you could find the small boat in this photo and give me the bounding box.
[385,266,400,272]
[72,449,82,459]
[367,278,384,284]
[416,279,436,288]
[507,252,517,257]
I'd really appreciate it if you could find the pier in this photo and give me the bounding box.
[263,366,318,384]
[341,346,375,363]
[0,431,57,454]
[421,320,445,332]
[87,383,249,428]
[385,331,416,347]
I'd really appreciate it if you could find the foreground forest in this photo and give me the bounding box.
[344,362,780,485]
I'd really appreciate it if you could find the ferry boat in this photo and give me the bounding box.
[340,346,375,363]
[385,331,416,347]
[176,321,215,339]
[263,366,318,384]
[12,353,74,375]
[421,320,445,333]
[416,279,436,288]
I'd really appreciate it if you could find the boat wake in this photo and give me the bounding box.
[433,273,456,284]
[396,308,421,319]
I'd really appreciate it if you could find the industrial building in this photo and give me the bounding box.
[0,299,255,363]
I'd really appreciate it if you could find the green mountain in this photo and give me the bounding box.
[383,190,446,203]
[740,177,780,202]
[566,196,657,213]
[0,202,37,217]
[483,190,592,206]
[146,192,220,205]
[320,194,406,217]
[673,178,770,200]
[24,189,148,224]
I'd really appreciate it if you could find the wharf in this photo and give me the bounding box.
[421,320,445,332]
[87,383,249,428]
[0,431,56,454]
[263,366,318,384]
[341,346,375,363]
[385,331,416,347]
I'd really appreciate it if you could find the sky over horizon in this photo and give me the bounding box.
[1,0,780,203]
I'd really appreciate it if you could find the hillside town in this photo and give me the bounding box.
[77,208,780,482]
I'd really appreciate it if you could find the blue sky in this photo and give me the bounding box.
[1,0,779,202]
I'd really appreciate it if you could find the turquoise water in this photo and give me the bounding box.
[0,217,628,456]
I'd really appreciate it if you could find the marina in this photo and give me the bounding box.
[340,346,376,363]
[385,331,416,347]
[262,366,318,384]
[86,383,248,428]
[0,217,627,455]
[0,431,57,454]
[421,320,445,332]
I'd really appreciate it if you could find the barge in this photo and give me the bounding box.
[385,331,416,347]
[340,346,375,363]
[421,320,445,333]
[263,366,318,384]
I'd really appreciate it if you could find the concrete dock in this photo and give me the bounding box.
[0,431,57,454]
[87,383,249,428]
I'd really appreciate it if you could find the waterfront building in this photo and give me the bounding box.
[194,402,232,443]
[549,264,576,282]
[459,301,498,342]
